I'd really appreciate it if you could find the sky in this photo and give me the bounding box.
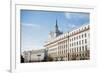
[20,10,90,52]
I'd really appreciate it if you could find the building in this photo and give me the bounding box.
[23,49,46,62]
[44,20,90,61]
[23,51,31,62]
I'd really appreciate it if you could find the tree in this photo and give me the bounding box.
[21,55,24,63]
[47,55,53,61]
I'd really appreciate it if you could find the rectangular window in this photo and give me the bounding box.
[77,41,78,45]
[80,47,81,51]
[79,41,81,45]
[85,45,87,51]
[82,46,84,51]
[77,47,78,52]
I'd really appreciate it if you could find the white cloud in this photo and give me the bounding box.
[22,23,41,29]
[67,24,76,28]
[65,12,88,20]
[65,13,72,19]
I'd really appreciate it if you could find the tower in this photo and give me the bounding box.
[48,20,63,40]
[55,20,59,33]
[54,20,63,37]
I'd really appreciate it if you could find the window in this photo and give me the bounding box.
[85,33,87,37]
[80,54,81,57]
[82,53,84,57]
[85,45,87,51]
[77,41,78,45]
[79,41,81,45]
[77,47,78,52]
[82,46,84,51]
[80,47,81,51]
[85,39,87,44]
[77,36,78,39]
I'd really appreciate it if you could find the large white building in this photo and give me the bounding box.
[44,20,90,61]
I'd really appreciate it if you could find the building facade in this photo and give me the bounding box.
[23,49,46,62]
[44,21,90,61]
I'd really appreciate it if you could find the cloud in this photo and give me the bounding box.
[65,13,72,19]
[22,23,41,29]
[67,24,76,28]
[61,23,76,32]
[64,12,89,30]
[65,12,89,20]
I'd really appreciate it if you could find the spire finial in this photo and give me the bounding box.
[56,19,57,25]
[55,19,58,28]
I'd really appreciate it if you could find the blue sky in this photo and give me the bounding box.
[21,10,89,51]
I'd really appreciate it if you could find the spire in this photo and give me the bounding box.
[56,19,58,28]
[56,19,58,27]
[55,19,58,32]
[49,19,63,39]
